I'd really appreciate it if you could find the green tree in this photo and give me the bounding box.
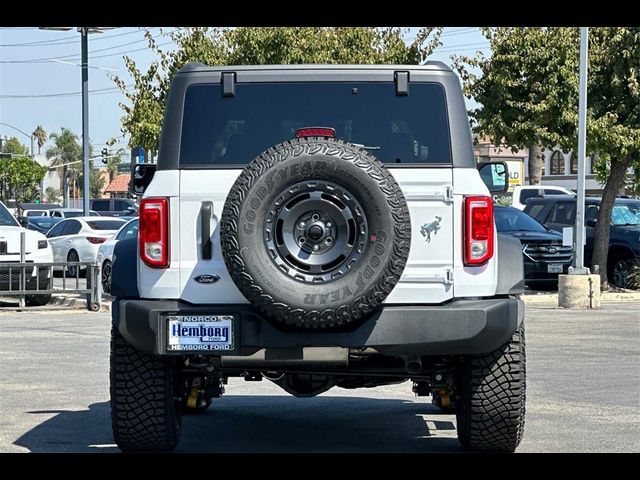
[32,125,47,154]
[46,128,82,207]
[45,186,61,204]
[454,27,640,289]
[0,156,47,203]
[112,27,443,153]
[1,136,28,155]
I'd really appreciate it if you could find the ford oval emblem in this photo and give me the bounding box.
[194,274,220,284]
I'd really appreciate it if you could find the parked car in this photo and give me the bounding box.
[96,218,138,294]
[46,217,127,276]
[0,200,53,306]
[511,185,575,210]
[49,208,100,218]
[24,215,62,235]
[524,195,640,287]
[90,198,138,217]
[18,202,60,217]
[495,206,572,289]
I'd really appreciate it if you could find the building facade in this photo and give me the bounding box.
[474,138,608,195]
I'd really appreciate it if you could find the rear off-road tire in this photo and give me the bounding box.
[110,324,182,452]
[456,323,526,452]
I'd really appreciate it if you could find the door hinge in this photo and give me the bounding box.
[445,269,454,285]
[445,186,453,202]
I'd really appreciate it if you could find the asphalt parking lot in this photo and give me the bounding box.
[0,302,638,453]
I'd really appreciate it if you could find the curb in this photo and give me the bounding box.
[49,294,111,312]
[523,291,640,305]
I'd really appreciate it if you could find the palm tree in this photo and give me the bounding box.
[46,128,81,207]
[32,126,47,154]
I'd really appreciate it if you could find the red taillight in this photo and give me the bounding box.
[86,236,107,245]
[295,127,335,138]
[139,197,169,268]
[464,196,494,266]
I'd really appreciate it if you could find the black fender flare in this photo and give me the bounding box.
[111,237,140,298]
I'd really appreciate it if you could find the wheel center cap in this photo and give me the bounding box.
[308,225,324,240]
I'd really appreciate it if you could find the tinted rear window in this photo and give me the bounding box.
[30,217,59,228]
[180,82,451,166]
[86,220,126,230]
[91,200,109,210]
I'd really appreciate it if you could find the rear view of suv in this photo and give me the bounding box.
[109,64,526,453]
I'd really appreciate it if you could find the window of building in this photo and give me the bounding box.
[570,152,578,174]
[550,150,565,175]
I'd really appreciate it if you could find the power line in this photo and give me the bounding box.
[435,41,490,52]
[441,27,479,37]
[0,29,178,64]
[0,85,133,99]
[0,27,158,47]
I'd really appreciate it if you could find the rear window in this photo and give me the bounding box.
[519,189,541,204]
[86,220,126,230]
[91,200,109,211]
[30,217,59,228]
[63,211,83,218]
[179,82,451,166]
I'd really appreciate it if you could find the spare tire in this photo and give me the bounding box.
[221,137,410,328]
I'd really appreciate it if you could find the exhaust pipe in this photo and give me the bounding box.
[405,357,422,375]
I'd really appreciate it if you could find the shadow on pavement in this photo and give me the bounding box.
[14,395,460,453]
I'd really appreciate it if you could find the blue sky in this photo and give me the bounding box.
[0,27,489,154]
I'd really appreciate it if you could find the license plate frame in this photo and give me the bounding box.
[167,315,235,352]
[547,264,563,274]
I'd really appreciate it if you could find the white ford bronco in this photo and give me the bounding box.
[110,63,526,452]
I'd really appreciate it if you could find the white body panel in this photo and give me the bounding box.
[138,167,498,304]
[0,226,53,264]
[452,168,498,298]
[511,185,575,210]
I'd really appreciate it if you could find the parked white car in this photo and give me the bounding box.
[49,208,100,219]
[46,217,127,276]
[96,218,138,294]
[0,200,54,306]
[511,185,575,210]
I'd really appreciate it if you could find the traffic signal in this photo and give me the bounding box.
[101,147,108,164]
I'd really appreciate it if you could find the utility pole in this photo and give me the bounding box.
[558,26,600,309]
[572,27,589,275]
[80,27,90,216]
[39,27,114,214]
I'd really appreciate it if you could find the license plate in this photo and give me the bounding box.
[547,264,563,273]
[167,315,234,351]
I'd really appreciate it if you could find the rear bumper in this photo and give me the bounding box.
[114,297,524,357]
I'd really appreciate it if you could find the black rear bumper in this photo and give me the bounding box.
[114,297,524,357]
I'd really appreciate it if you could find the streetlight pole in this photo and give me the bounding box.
[80,27,90,216]
[572,27,589,275]
[0,122,34,157]
[39,27,114,215]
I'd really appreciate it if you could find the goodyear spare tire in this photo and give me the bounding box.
[221,137,411,328]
